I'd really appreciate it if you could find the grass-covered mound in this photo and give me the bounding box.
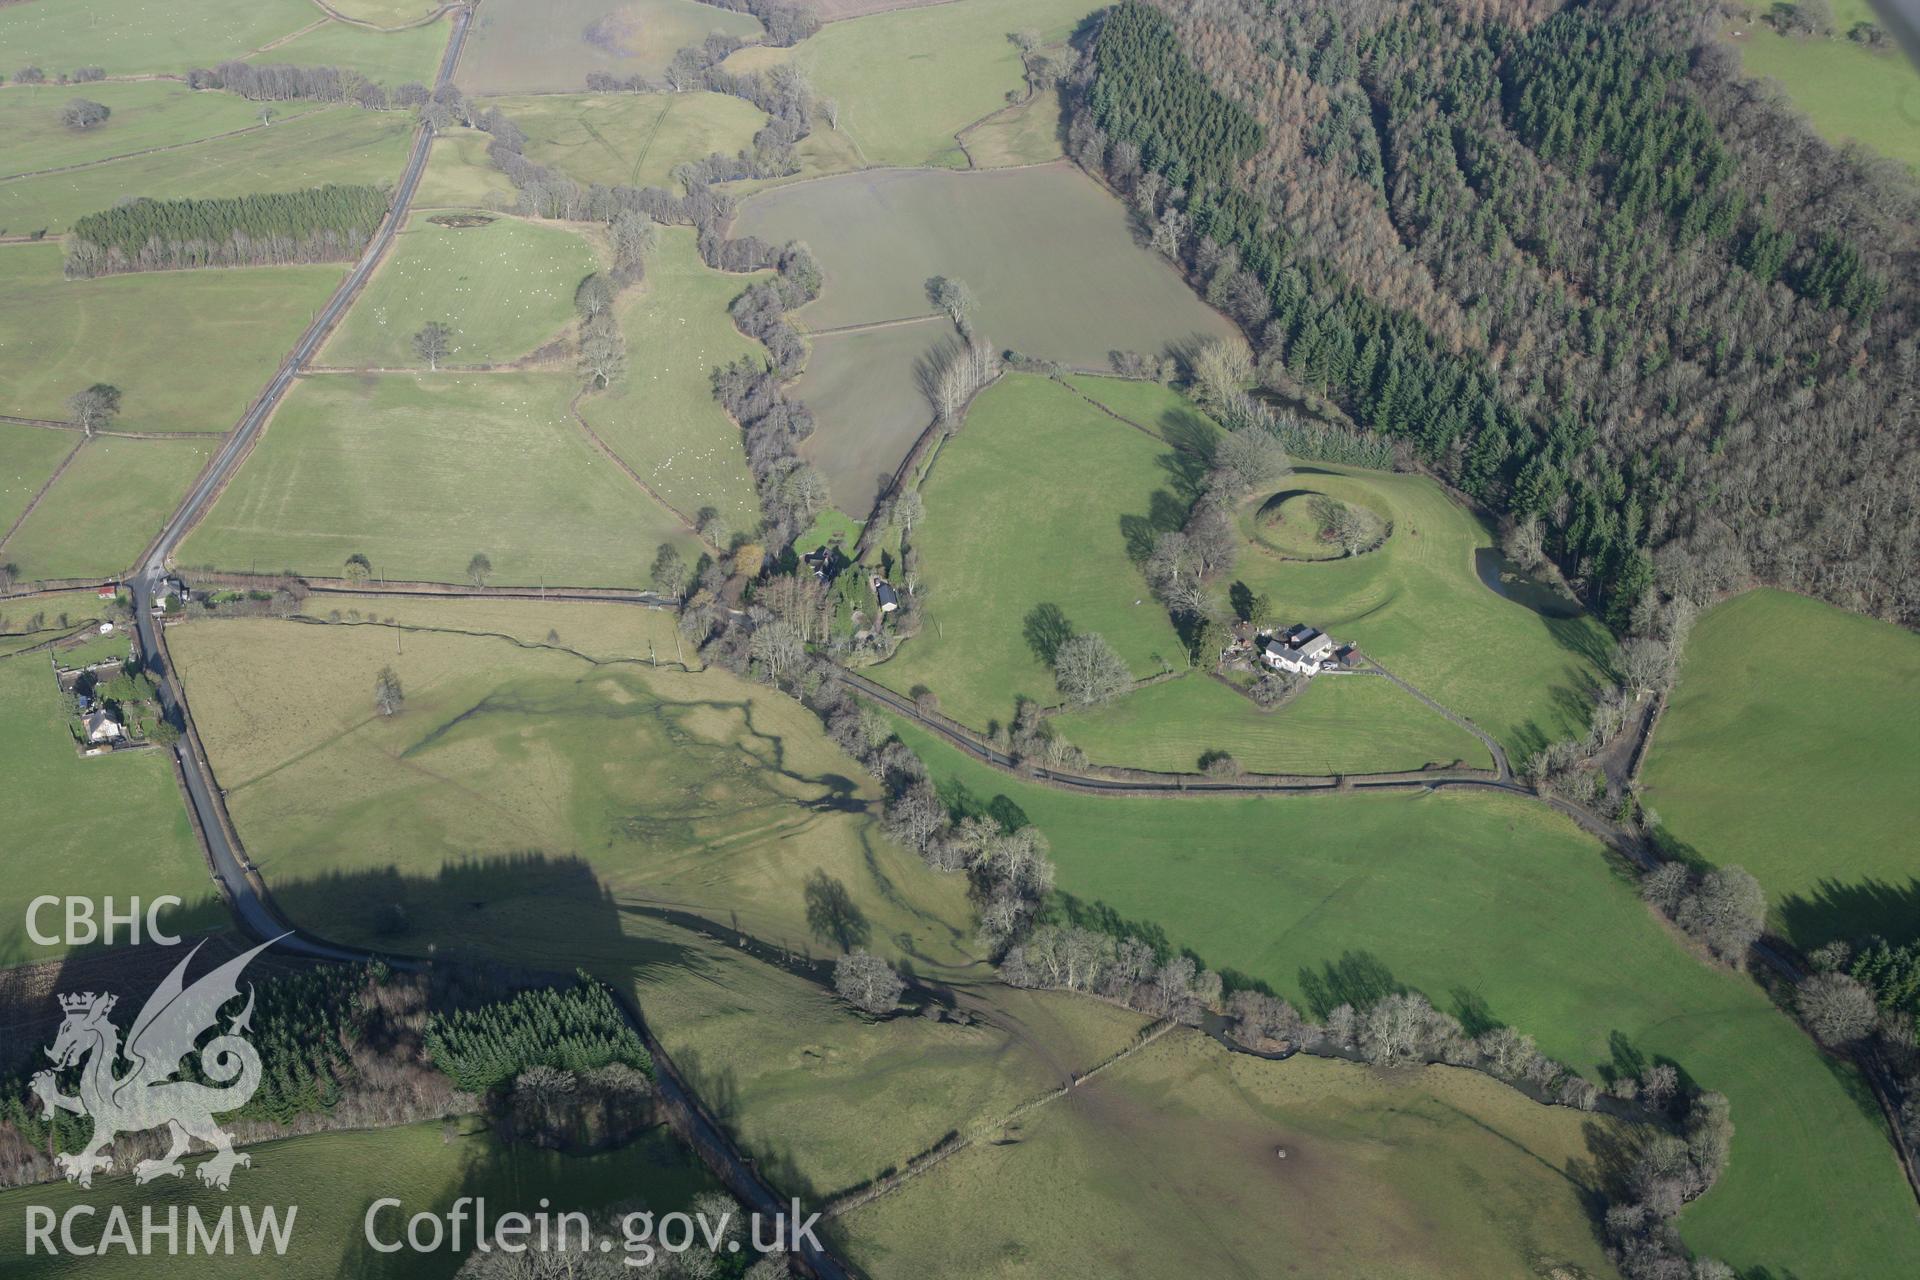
[1252,487,1387,560]
[1641,588,1920,949]
[178,372,694,586]
[322,211,598,367]
[892,721,1920,1279]
[843,1032,1622,1280]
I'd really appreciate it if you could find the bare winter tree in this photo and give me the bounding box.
[467,552,492,587]
[833,949,905,1015]
[927,275,978,333]
[373,666,404,716]
[412,321,453,370]
[60,99,111,129]
[67,383,120,436]
[1053,632,1131,706]
[1797,972,1879,1046]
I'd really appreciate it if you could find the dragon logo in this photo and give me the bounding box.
[29,935,287,1190]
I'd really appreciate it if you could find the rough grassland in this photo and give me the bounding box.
[413,129,511,209]
[0,82,312,180]
[0,655,217,965]
[0,0,315,77]
[1640,588,1920,949]
[0,106,416,236]
[321,212,598,367]
[1053,670,1492,775]
[576,226,765,530]
[0,244,344,431]
[456,0,762,94]
[490,92,769,190]
[844,1032,1620,1280]
[785,319,945,517]
[1073,376,1611,761]
[0,425,79,534]
[872,375,1186,727]
[723,0,1096,167]
[178,373,694,586]
[895,722,1920,1280]
[957,87,1068,168]
[3,437,213,581]
[298,591,691,665]
[731,164,1237,367]
[246,13,453,88]
[323,0,445,24]
[0,1121,715,1279]
[1726,1,1920,170]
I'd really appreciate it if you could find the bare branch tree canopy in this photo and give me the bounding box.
[344,553,372,585]
[1617,637,1676,693]
[373,666,404,717]
[60,98,111,130]
[833,949,905,1015]
[1213,426,1291,495]
[67,383,120,436]
[926,275,978,331]
[1053,631,1132,706]
[412,320,453,371]
[649,542,688,599]
[1797,971,1878,1046]
[467,552,492,587]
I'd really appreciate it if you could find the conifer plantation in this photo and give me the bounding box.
[64,185,390,277]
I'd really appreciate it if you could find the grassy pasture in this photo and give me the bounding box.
[843,1032,1622,1280]
[1073,375,1610,761]
[413,128,511,207]
[0,589,117,656]
[788,319,945,517]
[0,653,218,966]
[871,375,1186,728]
[575,227,765,531]
[0,1121,716,1279]
[724,0,1096,167]
[456,0,762,95]
[322,211,598,367]
[1640,589,1920,949]
[0,106,416,236]
[732,163,1237,368]
[956,87,1067,168]
[0,424,79,535]
[0,0,315,78]
[0,82,308,180]
[3,437,213,581]
[489,92,768,190]
[246,13,453,88]
[0,243,344,432]
[179,372,695,586]
[1052,671,1492,776]
[894,722,1920,1279]
[298,591,690,664]
[1724,0,1920,170]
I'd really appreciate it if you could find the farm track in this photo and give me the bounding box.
[306,0,458,31]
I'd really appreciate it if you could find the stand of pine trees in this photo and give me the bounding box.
[1074,0,1918,630]
[423,976,652,1094]
[64,185,389,278]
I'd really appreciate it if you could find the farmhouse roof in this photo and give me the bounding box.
[83,709,122,742]
[874,580,900,607]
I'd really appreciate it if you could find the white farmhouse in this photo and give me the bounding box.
[83,708,124,744]
[1259,625,1337,675]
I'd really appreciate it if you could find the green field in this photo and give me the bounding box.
[957,87,1067,168]
[179,372,694,586]
[0,652,218,965]
[0,82,315,180]
[893,721,1920,1279]
[3,437,213,581]
[322,212,598,368]
[0,243,344,432]
[249,14,453,88]
[0,106,416,236]
[165,606,1152,1198]
[1727,1,1920,170]
[0,1121,716,1279]
[1053,670,1492,776]
[455,0,763,94]
[0,0,316,77]
[575,226,765,531]
[1074,376,1609,761]
[413,129,512,208]
[845,1032,1621,1279]
[489,92,769,190]
[1640,589,1920,949]
[872,374,1186,727]
[0,425,80,536]
[323,0,445,25]
[733,163,1237,365]
[724,0,1095,167]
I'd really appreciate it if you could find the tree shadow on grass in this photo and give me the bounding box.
[1297,950,1403,1020]
[803,869,870,954]
[1777,876,1920,951]
[1023,602,1074,665]
[1119,488,1190,561]
[1049,892,1172,958]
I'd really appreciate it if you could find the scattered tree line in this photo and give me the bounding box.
[64,184,389,277]
[690,0,820,47]
[9,65,104,86]
[1075,0,1920,628]
[187,60,397,111]
[1640,861,1768,967]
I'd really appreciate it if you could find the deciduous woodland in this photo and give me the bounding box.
[1072,0,1918,628]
